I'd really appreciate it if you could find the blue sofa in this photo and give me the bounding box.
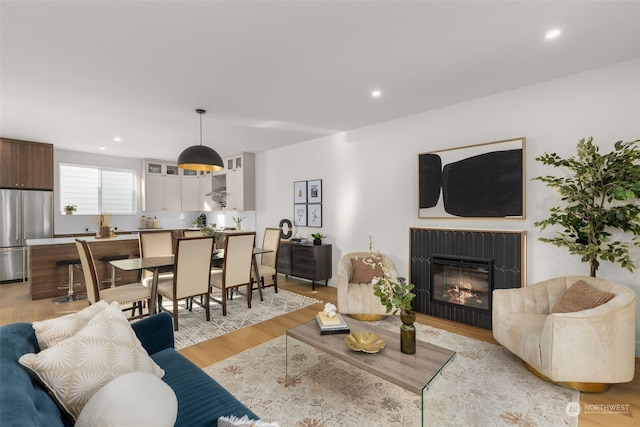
[0,312,257,427]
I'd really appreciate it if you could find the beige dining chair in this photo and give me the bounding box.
[139,231,174,287]
[252,227,281,300]
[210,232,256,316]
[74,239,151,319]
[156,236,214,331]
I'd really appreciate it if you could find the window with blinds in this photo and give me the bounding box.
[60,164,135,214]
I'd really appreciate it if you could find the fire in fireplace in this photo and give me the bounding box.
[430,254,493,312]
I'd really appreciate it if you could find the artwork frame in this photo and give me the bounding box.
[418,137,526,219]
[307,179,322,203]
[294,181,307,203]
[307,204,322,227]
[294,204,308,226]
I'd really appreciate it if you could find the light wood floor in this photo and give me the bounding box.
[1,277,637,426]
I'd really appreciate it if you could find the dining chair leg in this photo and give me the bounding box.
[222,288,227,316]
[246,282,252,309]
[172,299,179,331]
[204,294,210,321]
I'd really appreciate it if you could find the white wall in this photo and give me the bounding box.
[255,59,640,354]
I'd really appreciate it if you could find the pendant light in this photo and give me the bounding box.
[177,109,224,172]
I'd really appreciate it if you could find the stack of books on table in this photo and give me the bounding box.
[315,312,350,335]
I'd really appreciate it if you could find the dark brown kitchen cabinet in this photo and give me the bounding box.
[277,241,332,289]
[0,138,54,190]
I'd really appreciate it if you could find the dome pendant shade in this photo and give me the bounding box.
[178,109,225,172]
[177,145,224,171]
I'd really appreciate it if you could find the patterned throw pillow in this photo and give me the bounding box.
[19,302,165,420]
[33,301,110,350]
[551,280,616,314]
[350,257,384,284]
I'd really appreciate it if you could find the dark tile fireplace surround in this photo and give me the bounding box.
[410,228,526,330]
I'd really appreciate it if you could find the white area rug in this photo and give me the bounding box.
[205,317,580,426]
[164,289,320,350]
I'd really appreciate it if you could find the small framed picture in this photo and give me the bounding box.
[307,204,322,227]
[294,181,307,203]
[294,204,307,226]
[307,179,322,203]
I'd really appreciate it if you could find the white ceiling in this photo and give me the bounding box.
[2,1,639,162]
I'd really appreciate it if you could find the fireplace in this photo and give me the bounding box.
[410,228,525,330]
[431,254,493,312]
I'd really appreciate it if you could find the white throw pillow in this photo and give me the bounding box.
[218,415,281,427]
[75,372,177,427]
[32,300,110,350]
[19,302,164,420]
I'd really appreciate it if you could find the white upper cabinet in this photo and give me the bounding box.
[181,170,215,211]
[143,161,181,211]
[223,153,255,211]
[143,153,254,212]
[206,153,255,211]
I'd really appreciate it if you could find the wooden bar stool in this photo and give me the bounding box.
[99,254,129,288]
[53,258,84,303]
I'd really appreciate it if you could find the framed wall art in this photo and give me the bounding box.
[294,204,308,226]
[293,179,324,229]
[307,179,322,203]
[307,204,322,227]
[294,181,307,203]
[418,137,525,219]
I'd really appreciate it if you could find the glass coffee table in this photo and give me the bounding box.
[286,316,457,426]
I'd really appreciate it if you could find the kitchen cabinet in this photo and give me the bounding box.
[223,152,255,211]
[0,138,53,190]
[277,242,332,289]
[143,160,181,211]
[181,170,214,211]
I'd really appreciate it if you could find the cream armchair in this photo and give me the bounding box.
[337,252,398,320]
[492,275,637,392]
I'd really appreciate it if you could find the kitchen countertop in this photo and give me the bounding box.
[27,234,140,246]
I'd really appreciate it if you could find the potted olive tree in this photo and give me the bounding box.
[533,137,640,277]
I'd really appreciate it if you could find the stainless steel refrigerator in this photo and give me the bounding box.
[0,189,53,283]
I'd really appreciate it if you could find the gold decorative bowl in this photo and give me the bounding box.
[345,332,386,353]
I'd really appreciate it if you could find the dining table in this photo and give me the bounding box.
[109,248,271,314]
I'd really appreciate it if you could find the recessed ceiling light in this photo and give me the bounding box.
[371,90,382,98]
[545,29,561,39]
[99,147,106,151]
[113,137,122,142]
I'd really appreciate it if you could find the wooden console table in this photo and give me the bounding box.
[277,241,332,289]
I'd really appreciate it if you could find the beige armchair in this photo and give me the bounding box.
[337,252,399,320]
[492,275,637,392]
